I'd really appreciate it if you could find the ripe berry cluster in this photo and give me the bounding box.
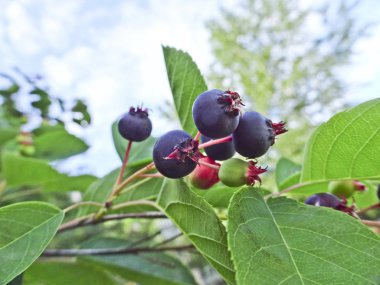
[117,89,287,189]
[152,89,286,188]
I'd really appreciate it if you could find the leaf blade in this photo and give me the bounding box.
[228,188,380,285]
[2,152,96,192]
[163,46,208,136]
[79,237,197,285]
[156,179,235,284]
[24,260,120,285]
[33,129,89,161]
[301,98,380,182]
[0,202,64,285]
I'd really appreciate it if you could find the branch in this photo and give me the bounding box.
[361,220,380,228]
[58,212,166,233]
[42,245,195,257]
[356,203,380,215]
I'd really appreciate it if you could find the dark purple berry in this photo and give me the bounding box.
[118,106,152,142]
[192,89,244,139]
[201,134,235,161]
[305,193,341,208]
[377,184,380,200]
[153,130,200,179]
[305,193,356,216]
[232,111,286,158]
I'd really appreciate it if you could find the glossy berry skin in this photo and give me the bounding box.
[305,193,341,208]
[189,157,220,189]
[153,130,197,179]
[201,135,235,161]
[192,89,243,139]
[118,107,152,142]
[233,111,275,158]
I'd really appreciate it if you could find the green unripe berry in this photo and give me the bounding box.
[219,158,248,187]
[20,144,35,156]
[328,180,355,198]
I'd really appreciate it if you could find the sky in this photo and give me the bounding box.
[1,0,379,176]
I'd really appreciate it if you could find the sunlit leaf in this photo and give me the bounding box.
[301,98,380,183]
[34,129,88,160]
[0,202,64,285]
[2,152,96,192]
[228,188,380,284]
[163,46,208,136]
[157,179,236,284]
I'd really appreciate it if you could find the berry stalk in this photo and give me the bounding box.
[108,162,156,203]
[116,140,133,185]
[356,202,380,214]
[198,159,221,170]
[194,131,201,141]
[198,136,232,149]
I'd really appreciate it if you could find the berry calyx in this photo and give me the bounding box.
[189,157,220,189]
[233,111,287,158]
[216,90,244,116]
[201,135,235,161]
[192,89,244,139]
[218,158,267,187]
[270,121,288,144]
[246,160,267,185]
[153,130,198,179]
[328,180,367,198]
[118,106,152,142]
[165,138,203,163]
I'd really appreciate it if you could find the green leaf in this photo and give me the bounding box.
[34,129,88,160]
[162,46,208,136]
[275,158,301,190]
[354,181,379,209]
[72,99,91,126]
[0,202,64,285]
[30,88,51,118]
[228,188,380,285]
[192,184,240,208]
[156,179,235,284]
[111,120,155,165]
[80,237,196,285]
[0,128,18,148]
[78,166,161,217]
[32,123,65,136]
[24,261,120,285]
[0,83,20,97]
[7,275,22,285]
[2,152,96,192]
[301,98,380,183]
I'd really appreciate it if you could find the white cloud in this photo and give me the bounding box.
[1,0,379,175]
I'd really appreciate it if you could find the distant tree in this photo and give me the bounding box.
[207,0,369,160]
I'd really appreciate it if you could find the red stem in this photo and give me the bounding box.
[116,140,133,185]
[198,136,232,149]
[356,202,380,214]
[194,131,201,141]
[198,160,220,170]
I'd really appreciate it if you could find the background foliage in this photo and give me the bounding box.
[0,1,379,284]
